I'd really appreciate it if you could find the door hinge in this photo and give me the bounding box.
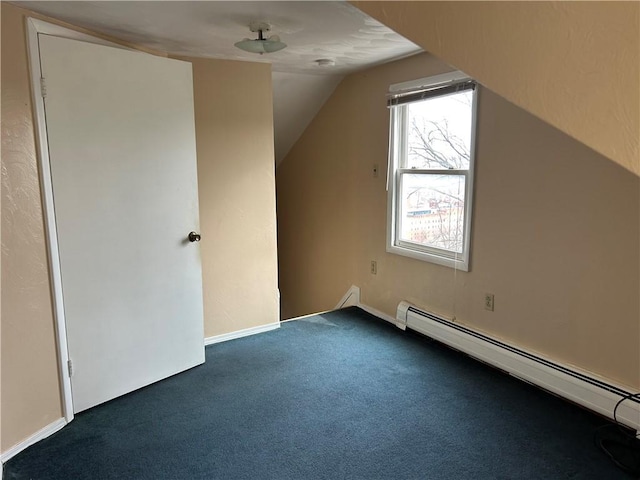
[67,359,73,377]
[40,77,47,98]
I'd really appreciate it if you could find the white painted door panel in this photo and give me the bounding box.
[39,34,204,413]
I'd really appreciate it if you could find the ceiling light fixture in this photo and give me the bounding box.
[234,21,286,55]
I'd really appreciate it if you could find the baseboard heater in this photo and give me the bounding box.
[396,301,640,432]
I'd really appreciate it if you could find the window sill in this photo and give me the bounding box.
[386,244,470,272]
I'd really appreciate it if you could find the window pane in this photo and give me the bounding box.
[399,173,466,253]
[406,90,473,170]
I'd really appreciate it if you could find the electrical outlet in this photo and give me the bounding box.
[370,260,377,275]
[484,293,495,311]
[373,164,379,178]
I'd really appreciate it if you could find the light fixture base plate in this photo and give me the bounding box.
[248,21,271,33]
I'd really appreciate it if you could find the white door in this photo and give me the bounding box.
[39,34,204,413]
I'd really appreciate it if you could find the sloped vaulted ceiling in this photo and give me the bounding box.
[352,1,639,176]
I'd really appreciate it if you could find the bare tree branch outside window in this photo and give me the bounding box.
[399,91,472,253]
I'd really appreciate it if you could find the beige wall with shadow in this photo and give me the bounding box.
[352,1,639,176]
[277,52,640,389]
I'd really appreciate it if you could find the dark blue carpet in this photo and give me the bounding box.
[4,307,632,479]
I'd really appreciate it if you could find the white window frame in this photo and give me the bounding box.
[386,71,479,271]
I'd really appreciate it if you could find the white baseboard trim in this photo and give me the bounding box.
[334,285,403,330]
[281,309,336,323]
[1,417,66,464]
[397,301,640,432]
[334,286,640,432]
[359,303,405,329]
[333,285,398,327]
[204,322,280,346]
[0,323,279,464]
[335,285,360,309]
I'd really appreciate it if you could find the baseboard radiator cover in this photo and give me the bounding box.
[396,301,640,432]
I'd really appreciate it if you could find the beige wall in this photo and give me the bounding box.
[187,57,280,337]
[352,1,640,176]
[1,3,279,453]
[277,53,640,389]
[1,3,64,453]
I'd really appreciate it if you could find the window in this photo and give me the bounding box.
[387,72,477,271]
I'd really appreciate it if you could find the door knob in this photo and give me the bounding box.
[188,231,201,242]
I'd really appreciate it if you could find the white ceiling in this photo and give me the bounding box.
[16,1,422,163]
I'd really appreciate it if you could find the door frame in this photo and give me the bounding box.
[26,18,137,423]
